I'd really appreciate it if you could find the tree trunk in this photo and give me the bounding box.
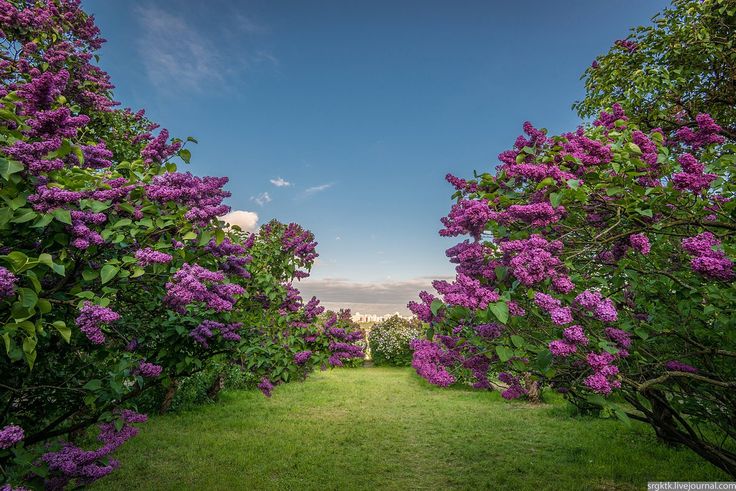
[159,379,178,414]
[524,373,542,404]
[207,372,226,400]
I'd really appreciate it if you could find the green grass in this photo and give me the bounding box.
[94,367,727,490]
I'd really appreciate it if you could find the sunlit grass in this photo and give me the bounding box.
[94,367,727,490]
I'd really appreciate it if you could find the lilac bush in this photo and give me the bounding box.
[410,110,736,475]
[0,2,362,488]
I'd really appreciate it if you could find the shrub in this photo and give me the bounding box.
[369,316,424,366]
[0,2,363,488]
[410,111,736,476]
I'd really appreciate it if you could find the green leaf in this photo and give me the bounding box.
[430,299,443,316]
[0,158,24,180]
[83,379,103,391]
[113,218,132,228]
[52,321,71,342]
[52,209,72,225]
[489,301,509,324]
[37,298,52,314]
[179,149,191,164]
[549,192,562,207]
[11,209,37,224]
[19,288,38,309]
[214,228,225,245]
[626,142,642,154]
[182,231,197,240]
[5,251,28,272]
[566,179,580,190]
[496,346,514,362]
[511,335,525,347]
[100,264,119,284]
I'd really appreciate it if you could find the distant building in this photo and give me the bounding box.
[351,312,412,323]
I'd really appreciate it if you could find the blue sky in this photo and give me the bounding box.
[84,0,668,313]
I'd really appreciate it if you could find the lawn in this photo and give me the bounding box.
[94,367,728,490]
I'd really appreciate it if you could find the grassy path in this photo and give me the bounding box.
[94,367,727,490]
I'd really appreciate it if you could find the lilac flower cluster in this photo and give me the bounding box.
[500,235,573,292]
[560,128,613,173]
[134,361,163,378]
[665,360,698,373]
[164,263,244,313]
[70,210,106,249]
[134,247,173,266]
[573,290,618,322]
[280,223,319,265]
[629,233,651,255]
[0,266,18,298]
[0,424,24,449]
[498,372,527,400]
[548,325,588,358]
[189,320,244,347]
[615,39,639,52]
[604,327,632,353]
[324,314,365,366]
[534,292,573,326]
[75,302,120,345]
[474,323,503,339]
[407,290,439,323]
[594,103,628,130]
[410,339,457,387]
[432,273,500,310]
[445,173,477,193]
[146,172,231,226]
[3,137,64,174]
[681,232,734,281]
[439,199,493,239]
[258,378,274,397]
[294,350,313,365]
[141,129,181,164]
[672,153,717,194]
[584,352,621,394]
[445,240,497,279]
[41,410,147,490]
[674,113,725,150]
[506,202,566,227]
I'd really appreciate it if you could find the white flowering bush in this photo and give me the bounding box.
[368,316,424,366]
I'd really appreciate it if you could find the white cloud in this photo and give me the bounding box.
[220,210,259,232]
[303,183,333,196]
[270,177,292,187]
[250,192,272,206]
[133,5,276,93]
[297,277,451,315]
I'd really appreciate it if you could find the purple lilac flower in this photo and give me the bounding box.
[258,378,274,397]
[294,350,312,365]
[135,361,162,378]
[0,425,24,449]
[665,360,698,373]
[681,232,734,280]
[0,267,18,298]
[629,233,651,255]
[563,325,589,346]
[134,248,173,267]
[75,302,120,345]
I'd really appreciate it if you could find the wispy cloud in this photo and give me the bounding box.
[250,192,272,206]
[133,4,276,93]
[220,210,259,232]
[270,177,292,187]
[303,183,333,196]
[297,277,451,315]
